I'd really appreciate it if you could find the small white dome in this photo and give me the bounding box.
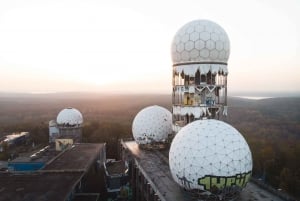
[132,105,172,145]
[171,19,230,64]
[169,119,252,194]
[56,107,83,126]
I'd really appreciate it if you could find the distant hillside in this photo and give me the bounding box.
[0,93,171,128]
[0,93,299,132]
[226,97,300,140]
[228,97,300,121]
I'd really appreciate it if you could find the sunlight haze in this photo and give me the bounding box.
[0,0,299,95]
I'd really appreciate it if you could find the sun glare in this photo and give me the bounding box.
[0,1,170,89]
[0,0,299,93]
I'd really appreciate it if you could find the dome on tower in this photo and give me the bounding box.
[171,19,230,64]
[132,105,172,145]
[169,119,252,197]
[56,107,83,126]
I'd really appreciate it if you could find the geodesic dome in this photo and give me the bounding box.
[132,105,172,145]
[171,19,230,64]
[169,119,252,197]
[56,107,83,127]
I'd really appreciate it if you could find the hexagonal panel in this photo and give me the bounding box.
[186,26,195,34]
[185,41,194,51]
[206,40,215,50]
[213,27,221,34]
[177,43,185,52]
[200,48,209,58]
[219,33,226,41]
[181,51,190,61]
[224,42,230,51]
[190,32,200,41]
[225,50,230,59]
[210,49,219,60]
[211,32,219,41]
[176,52,182,61]
[219,50,226,60]
[195,24,204,32]
[200,32,210,41]
[181,34,189,43]
[190,49,200,59]
[174,35,181,44]
[216,40,224,51]
[205,24,213,32]
[195,40,205,50]
[172,52,181,63]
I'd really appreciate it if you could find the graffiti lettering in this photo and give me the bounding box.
[198,171,251,191]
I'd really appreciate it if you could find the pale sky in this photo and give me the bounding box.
[0,0,299,95]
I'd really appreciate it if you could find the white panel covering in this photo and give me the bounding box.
[56,108,83,126]
[174,64,228,76]
[171,19,230,64]
[132,105,172,145]
[169,119,252,191]
[173,105,227,117]
[173,105,208,118]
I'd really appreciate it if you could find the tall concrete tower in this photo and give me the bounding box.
[171,19,230,133]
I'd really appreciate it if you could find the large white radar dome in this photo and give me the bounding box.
[132,105,172,145]
[171,19,230,64]
[56,107,83,126]
[169,119,252,196]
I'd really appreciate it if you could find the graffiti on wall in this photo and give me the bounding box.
[198,171,251,192]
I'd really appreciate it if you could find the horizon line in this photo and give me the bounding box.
[0,91,300,97]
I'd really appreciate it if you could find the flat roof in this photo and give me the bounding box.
[0,143,106,201]
[10,156,50,163]
[122,141,286,201]
[10,146,56,164]
[105,160,126,175]
[43,143,104,171]
[0,172,82,201]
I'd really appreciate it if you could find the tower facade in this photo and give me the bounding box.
[171,20,230,133]
[49,120,59,143]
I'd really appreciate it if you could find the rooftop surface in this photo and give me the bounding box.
[0,172,82,201]
[9,145,56,164]
[43,143,104,171]
[123,141,286,201]
[105,160,127,175]
[0,143,105,201]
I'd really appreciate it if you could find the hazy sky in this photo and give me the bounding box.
[0,0,299,95]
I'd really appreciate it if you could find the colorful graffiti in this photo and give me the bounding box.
[198,171,251,191]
